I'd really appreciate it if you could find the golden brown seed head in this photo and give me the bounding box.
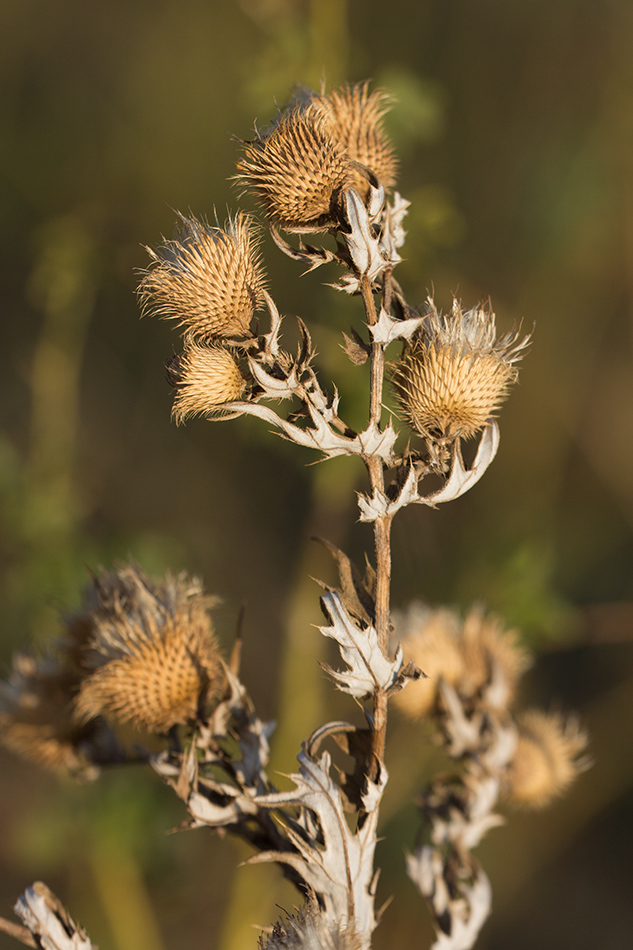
[168,344,246,423]
[73,564,224,733]
[138,212,265,342]
[0,653,96,776]
[236,105,355,232]
[313,81,397,192]
[391,298,529,442]
[393,603,529,718]
[392,605,465,719]
[506,709,589,808]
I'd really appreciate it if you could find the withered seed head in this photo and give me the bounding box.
[73,564,224,733]
[236,105,355,233]
[260,898,363,950]
[168,344,246,424]
[0,653,97,776]
[391,298,529,442]
[313,81,397,192]
[506,709,589,808]
[393,602,529,718]
[138,211,266,342]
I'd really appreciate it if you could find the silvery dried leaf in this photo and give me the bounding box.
[319,591,403,698]
[406,850,492,950]
[250,747,384,947]
[379,192,410,258]
[13,884,94,950]
[419,423,500,507]
[368,307,424,345]
[343,190,388,282]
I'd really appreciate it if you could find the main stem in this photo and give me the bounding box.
[360,274,394,776]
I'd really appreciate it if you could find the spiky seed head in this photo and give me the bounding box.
[392,605,466,719]
[73,564,224,733]
[168,344,246,423]
[260,898,363,950]
[236,105,355,233]
[506,709,589,808]
[138,212,266,342]
[313,81,397,192]
[459,607,530,709]
[391,298,529,442]
[393,603,529,718]
[0,653,97,776]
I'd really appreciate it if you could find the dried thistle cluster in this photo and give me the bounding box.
[0,564,224,776]
[1,79,588,950]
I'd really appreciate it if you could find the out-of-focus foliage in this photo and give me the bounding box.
[1,1,632,949]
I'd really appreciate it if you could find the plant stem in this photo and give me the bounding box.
[360,274,394,779]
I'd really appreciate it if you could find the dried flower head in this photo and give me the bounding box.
[391,298,529,442]
[394,603,529,718]
[260,899,362,950]
[0,652,97,776]
[506,709,589,808]
[138,212,265,342]
[236,105,355,232]
[392,605,465,719]
[314,81,397,192]
[73,564,224,733]
[168,344,246,423]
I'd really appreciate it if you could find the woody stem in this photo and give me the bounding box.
[360,274,393,778]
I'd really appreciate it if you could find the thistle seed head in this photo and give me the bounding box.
[0,653,97,776]
[390,298,529,442]
[393,603,529,718]
[168,344,246,423]
[73,564,224,733]
[236,104,355,233]
[392,605,466,719]
[138,212,266,342]
[313,81,397,192]
[506,709,589,808]
[260,899,363,950]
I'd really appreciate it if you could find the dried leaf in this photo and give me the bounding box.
[319,591,403,698]
[313,539,375,626]
[341,331,370,365]
[13,884,95,950]
[251,747,384,945]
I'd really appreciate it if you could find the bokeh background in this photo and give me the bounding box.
[1,1,633,948]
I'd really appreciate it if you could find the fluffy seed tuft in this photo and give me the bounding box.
[138,211,266,342]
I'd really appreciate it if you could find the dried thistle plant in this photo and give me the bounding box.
[0,79,589,950]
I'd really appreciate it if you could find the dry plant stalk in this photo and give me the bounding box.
[0,81,589,950]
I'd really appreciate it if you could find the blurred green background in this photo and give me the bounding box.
[1,0,632,948]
